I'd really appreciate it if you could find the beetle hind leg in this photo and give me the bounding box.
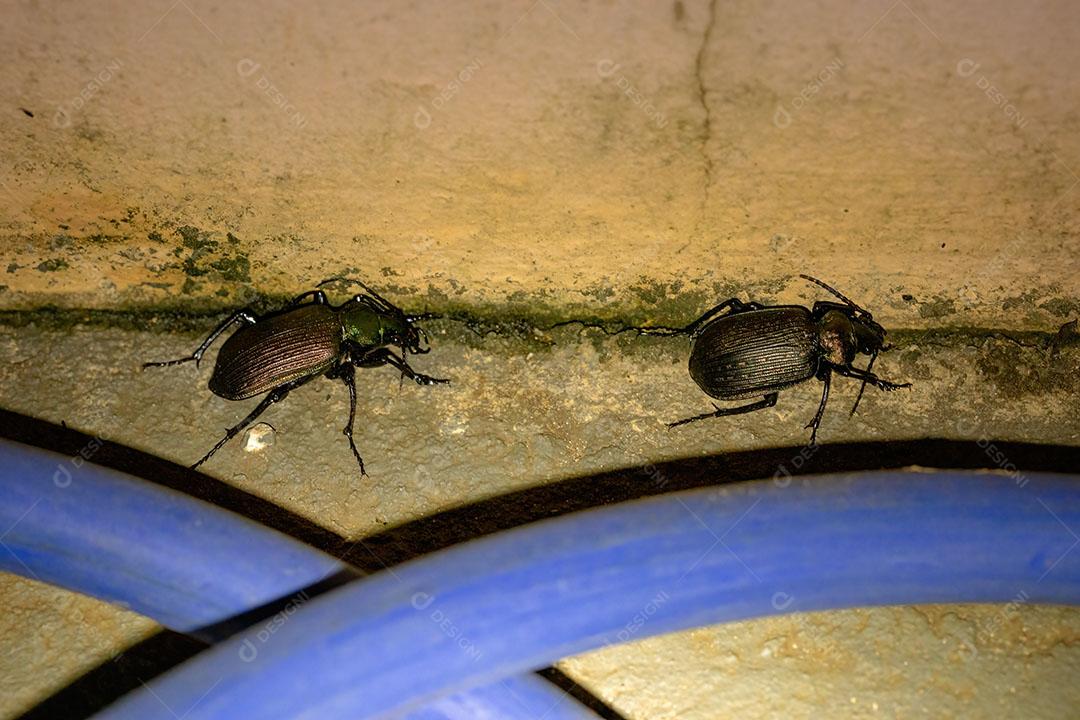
[640,298,760,338]
[668,392,779,429]
[191,375,313,471]
[287,289,329,307]
[143,310,257,370]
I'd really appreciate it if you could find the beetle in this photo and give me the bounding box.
[143,279,448,475]
[642,275,910,444]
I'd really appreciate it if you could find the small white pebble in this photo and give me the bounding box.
[243,423,276,452]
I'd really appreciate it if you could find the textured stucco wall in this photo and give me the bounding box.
[1,0,1077,326]
[1,0,1078,718]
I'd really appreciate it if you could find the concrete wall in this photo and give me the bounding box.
[2,0,1077,325]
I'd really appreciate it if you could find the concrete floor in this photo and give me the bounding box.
[2,0,1079,717]
[1,320,1078,536]
[1,320,1079,718]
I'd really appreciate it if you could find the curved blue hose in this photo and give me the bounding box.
[92,468,1080,720]
[0,439,601,720]
[0,439,345,631]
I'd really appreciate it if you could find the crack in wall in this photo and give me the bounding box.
[693,0,719,227]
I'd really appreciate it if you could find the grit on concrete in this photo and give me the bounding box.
[0,320,1078,718]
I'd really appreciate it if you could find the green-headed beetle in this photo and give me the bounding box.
[144,279,448,475]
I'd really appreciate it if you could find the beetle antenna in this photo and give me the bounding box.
[799,275,871,317]
[849,349,877,416]
[362,284,397,312]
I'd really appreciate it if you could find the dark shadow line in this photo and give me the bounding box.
[15,631,207,720]
[346,438,1080,570]
[536,667,630,720]
[188,568,362,643]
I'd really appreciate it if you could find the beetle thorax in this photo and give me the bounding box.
[341,305,399,348]
[817,310,858,366]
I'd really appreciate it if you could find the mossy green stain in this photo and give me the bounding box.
[177,226,217,251]
[1040,297,1080,318]
[173,226,251,283]
[36,258,69,272]
[210,255,251,282]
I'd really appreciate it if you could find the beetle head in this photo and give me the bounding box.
[369,306,437,356]
[850,313,887,355]
[801,275,895,417]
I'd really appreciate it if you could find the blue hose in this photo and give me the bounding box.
[91,467,1080,720]
[0,439,601,720]
[0,439,344,631]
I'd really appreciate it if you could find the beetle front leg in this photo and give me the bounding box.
[143,310,257,370]
[668,392,779,428]
[835,365,911,391]
[327,362,367,476]
[192,375,315,471]
[355,348,450,386]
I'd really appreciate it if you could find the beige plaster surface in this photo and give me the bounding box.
[559,605,1080,719]
[0,0,1077,327]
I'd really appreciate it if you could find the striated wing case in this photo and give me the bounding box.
[689,306,819,400]
[209,304,342,400]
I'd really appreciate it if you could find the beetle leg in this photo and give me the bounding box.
[639,298,752,337]
[848,350,878,417]
[191,375,315,471]
[835,365,912,392]
[334,362,366,477]
[684,298,759,337]
[668,392,779,428]
[142,310,257,370]
[354,348,451,386]
[805,370,831,446]
[288,289,329,307]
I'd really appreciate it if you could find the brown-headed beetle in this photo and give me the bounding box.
[642,275,910,444]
